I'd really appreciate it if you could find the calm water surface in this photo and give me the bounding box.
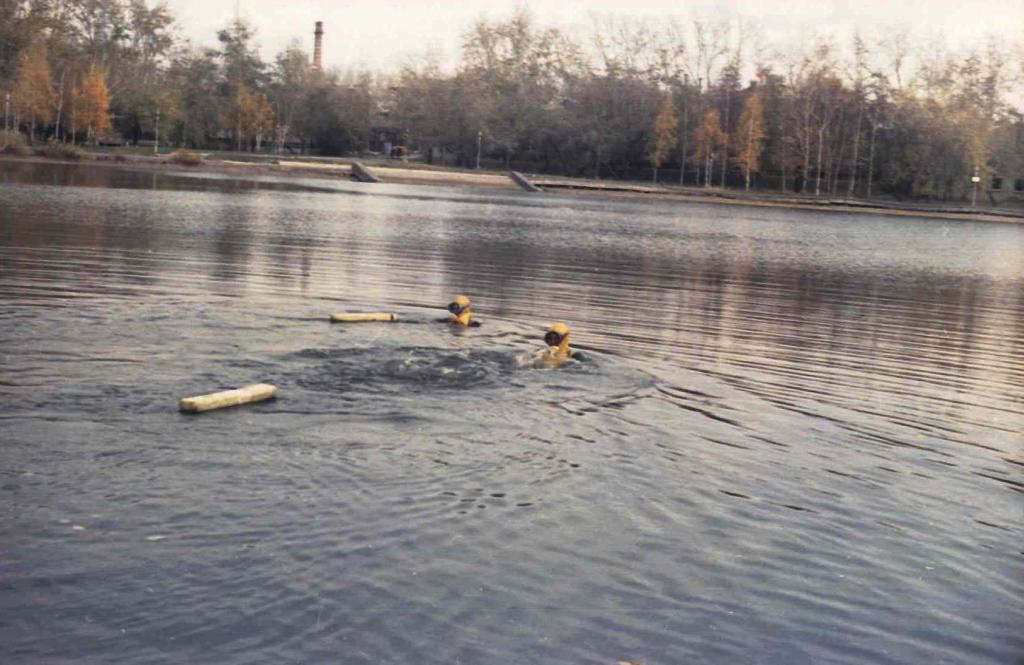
[1,161,1022,664]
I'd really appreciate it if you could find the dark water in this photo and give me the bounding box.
[1,160,1021,664]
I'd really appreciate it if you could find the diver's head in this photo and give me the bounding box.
[447,294,473,325]
[448,294,471,315]
[544,322,571,354]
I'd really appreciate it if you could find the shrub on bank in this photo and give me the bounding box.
[169,150,202,166]
[34,142,83,160]
[0,130,30,155]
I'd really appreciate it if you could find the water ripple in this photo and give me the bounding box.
[1,163,1022,665]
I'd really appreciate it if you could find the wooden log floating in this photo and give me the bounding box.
[179,383,277,413]
[330,312,399,323]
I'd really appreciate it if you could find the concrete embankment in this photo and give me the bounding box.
[368,165,518,189]
[523,173,1024,222]
[275,160,351,176]
[510,171,542,192]
[350,161,381,183]
[4,153,1021,223]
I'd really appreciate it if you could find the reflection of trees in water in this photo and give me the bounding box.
[0,161,345,195]
[263,209,320,296]
[0,160,180,192]
[211,209,253,290]
[2,163,1019,424]
[1,160,116,189]
[438,233,536,318]
[677,256,1014,424]
[2,170,164,291]
[418,215,1019,424]
[308,210,375,303]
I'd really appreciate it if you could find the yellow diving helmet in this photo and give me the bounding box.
[447,294,473,326]
[521,322,579,368]
[544,322,571,357]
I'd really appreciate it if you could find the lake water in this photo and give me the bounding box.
[1,160,1021,664]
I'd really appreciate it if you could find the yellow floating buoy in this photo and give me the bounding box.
[330,312,399,323]
[179,383,277,413]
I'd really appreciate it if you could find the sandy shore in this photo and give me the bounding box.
[3,153,1021,224]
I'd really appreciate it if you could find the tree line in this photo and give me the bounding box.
[1,0,374,154]
[2,1,1022,201]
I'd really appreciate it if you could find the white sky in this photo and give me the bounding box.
[163,0,1024,73]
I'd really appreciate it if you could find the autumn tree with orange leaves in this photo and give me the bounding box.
[694,109,725,188]
[226,84,274,151]
[647,96,678,183]
[76,67,111,143]
[13,42,54,142]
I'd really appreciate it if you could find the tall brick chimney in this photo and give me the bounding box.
[313,21,324,71]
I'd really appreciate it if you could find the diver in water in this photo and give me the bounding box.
[442,294,481,327]
[529,322,583,368]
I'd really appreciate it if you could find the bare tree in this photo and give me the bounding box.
[878,27,910,91]
[845,33,868,197]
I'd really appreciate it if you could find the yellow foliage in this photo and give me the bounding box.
[733,92,765,180]
[694,109,725,163]
[79,67,112,136]
[647,96,678,170]
[13,42,54,129]
[226,84,275,147]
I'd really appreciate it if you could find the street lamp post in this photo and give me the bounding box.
[4,92,9,132]
[475,130,482,170]
[971,166,980,207]
[154,108,160,156]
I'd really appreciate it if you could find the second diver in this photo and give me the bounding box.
[527,322,583,368]
[443,294,481,327]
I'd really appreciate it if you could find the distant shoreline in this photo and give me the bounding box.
[3,153,1022,225]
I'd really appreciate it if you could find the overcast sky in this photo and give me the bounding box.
[163,0,1024,72]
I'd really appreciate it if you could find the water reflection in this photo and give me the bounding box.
[0,158,345,195]
[0,161,1022,665]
